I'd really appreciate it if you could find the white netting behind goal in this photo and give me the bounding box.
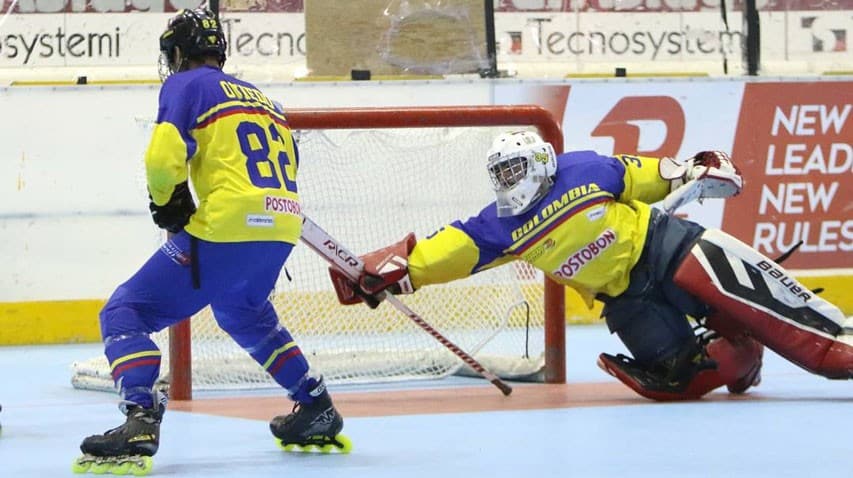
[71,123,548,393]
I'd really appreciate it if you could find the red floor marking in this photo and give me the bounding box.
[166,381,762,420]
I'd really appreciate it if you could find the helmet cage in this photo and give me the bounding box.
[486,132,556,217]
[488,153,530,190]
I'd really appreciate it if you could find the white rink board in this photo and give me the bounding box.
[0,80,493,301]
[2,77,850,302]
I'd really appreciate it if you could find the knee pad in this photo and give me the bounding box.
[99,287,149,339]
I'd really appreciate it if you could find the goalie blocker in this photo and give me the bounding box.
[675,229,852,379]
[329,233,416,309]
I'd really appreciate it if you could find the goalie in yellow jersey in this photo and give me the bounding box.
[331,131,852,400]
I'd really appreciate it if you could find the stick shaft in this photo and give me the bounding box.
[300,216,512,396]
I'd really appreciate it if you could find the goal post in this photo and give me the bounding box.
[72,105,566,400]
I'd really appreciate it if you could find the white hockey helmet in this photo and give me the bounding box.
[486,131,557,217]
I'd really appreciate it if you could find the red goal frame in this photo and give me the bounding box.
[169,105,566,400]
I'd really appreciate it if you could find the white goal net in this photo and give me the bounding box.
[71,107,558,394]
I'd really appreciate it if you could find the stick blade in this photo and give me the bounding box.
[491,379,513,396]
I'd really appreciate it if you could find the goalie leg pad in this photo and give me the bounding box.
[706,334,764,394]
[702,311,750,342]
[674,229,853,379]
[700,311,763,393]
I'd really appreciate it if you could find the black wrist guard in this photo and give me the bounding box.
[149,181,196,233]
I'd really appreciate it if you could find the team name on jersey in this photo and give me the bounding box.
[219,80,275,110]
[552,228,616,279]
[511,182,602,241]
[264,196,302,216]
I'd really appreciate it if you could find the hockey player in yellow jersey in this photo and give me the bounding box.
[331,130,852,400]
[73,8,349,475]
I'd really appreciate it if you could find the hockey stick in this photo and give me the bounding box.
[662,178,703,214]
[300,216,513,396]
[663,154,743,214]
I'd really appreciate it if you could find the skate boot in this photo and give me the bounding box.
[270,378,351,454]
[72,401,164,475]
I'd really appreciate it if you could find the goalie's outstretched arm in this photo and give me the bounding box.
[302,216,513,396]
[329,222,512,308]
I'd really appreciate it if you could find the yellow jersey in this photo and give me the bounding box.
[145,65,301,244]
[409,151,672,302]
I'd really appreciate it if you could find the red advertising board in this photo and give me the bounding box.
[724,82,852,269]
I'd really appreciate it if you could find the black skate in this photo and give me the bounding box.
[72,403,163,475]
[270,380,351,454]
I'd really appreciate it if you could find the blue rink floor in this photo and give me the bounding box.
[0,324,850,478]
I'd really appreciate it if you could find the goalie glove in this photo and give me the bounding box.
[660,151,743,212]
[328,233,417,309]
[149,181,196,233]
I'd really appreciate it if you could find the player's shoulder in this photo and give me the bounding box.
[553,150,614,173]
[221,73,259,90]
[453,202,517,249]
[557,150,616,164]
[161,66,225,96]
[469,201,520,234]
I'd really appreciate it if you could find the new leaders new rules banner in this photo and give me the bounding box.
[496,80,852,271]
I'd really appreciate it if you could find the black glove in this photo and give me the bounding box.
[149,181,196,233]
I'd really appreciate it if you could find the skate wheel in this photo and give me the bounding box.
[334,434,353,454]
[89,461,112,474]
[129,456,153,476]
[110,461,132,475]
[276,433,352,454]
[277,440,297,452]
[72,459,92,474]
[71,455,152,476]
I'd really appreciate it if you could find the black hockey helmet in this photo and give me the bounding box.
[158,8,227,80]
